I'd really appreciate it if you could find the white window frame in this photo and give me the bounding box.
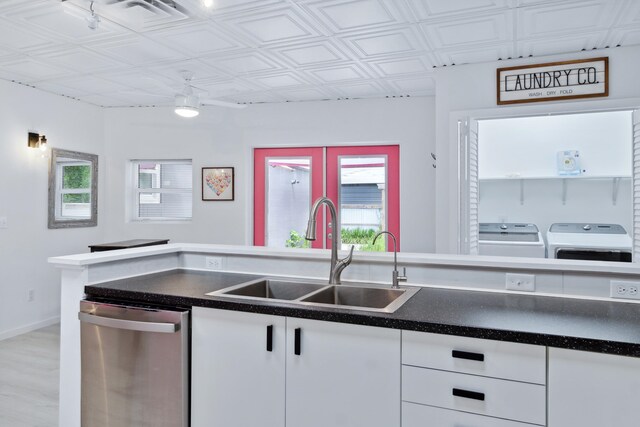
[55,161,93,220]
[130,159,193,221]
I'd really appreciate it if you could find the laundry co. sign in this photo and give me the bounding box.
[497,57,608,105]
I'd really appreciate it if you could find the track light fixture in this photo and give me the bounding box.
[86,1,100,30]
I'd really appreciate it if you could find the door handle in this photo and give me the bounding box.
[266,325,273,352]
[78,312,179,333]
[294,328,301,355]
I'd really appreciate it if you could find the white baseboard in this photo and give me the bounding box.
[0,316,60,341]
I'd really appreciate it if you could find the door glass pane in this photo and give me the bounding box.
[338,156,387,252]
[266,157,312,248]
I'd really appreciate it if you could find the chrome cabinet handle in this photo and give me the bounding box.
[78,312,179,333]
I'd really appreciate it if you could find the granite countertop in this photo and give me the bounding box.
[85,269,640,357]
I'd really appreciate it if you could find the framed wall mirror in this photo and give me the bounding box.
[48,148,98,229]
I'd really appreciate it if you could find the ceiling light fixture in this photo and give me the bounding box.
[174,94,200,118]
[86,1,100,30]
[203,0,214,8]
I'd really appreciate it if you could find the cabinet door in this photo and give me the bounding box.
[286,318,401,427]
[191,307,286,427]
[549,347,640,427]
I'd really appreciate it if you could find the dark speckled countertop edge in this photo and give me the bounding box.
[85,272,640,358]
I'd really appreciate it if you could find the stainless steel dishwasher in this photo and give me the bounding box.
[79,299,189,427]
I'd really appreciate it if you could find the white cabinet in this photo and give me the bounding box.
[403,402,539,427]
[402,331,546,426]
[549,348,640,427]
[286,317,400,427]
[192,307,400,427]
[191,307,286,427]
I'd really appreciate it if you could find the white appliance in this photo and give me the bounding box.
[546,223,632,262]
[479,223,546,258]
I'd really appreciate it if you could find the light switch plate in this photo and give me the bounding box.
[0,217,7,229]
[506,273,535,291]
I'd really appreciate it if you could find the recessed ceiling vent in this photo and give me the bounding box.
[86,0,204,30]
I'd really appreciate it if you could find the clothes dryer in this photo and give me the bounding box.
[546,223,632,262]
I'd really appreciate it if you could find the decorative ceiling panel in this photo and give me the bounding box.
[147,24,242,57]
[299,0,408,33]
[307,63,372,83]
[518,1,620,38]
[518,32,607,57]
[421,14,512,49]
[275,40,349,67]
[202,51,284,75]
[366,56,432,77]
[329,80,388,97]
[406,0,510,21]
[223,7,323,45]
[344,27,423,58]
[0,57,70,83]
[278,86,338,101]
[385,75,435,94]
[0,0,634,106]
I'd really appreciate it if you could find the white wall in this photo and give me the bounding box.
[0,80,105,339]
[435,45,640,253]
[478,111,632,179]
[102,97,436,253]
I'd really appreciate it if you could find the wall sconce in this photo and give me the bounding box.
[28,132,48,152]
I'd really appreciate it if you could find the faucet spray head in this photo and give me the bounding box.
[305,220,317,240]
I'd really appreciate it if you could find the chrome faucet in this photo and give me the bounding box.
[305,197,354,284]
[373,231,406,289]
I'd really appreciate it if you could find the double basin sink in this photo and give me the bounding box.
[207,278,419,313]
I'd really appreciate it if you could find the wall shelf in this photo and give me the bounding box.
[479,176,632,205]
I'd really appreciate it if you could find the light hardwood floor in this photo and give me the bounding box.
[0,324,60,427]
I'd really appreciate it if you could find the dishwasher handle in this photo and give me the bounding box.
[78,312,180,333]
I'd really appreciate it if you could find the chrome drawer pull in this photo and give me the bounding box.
[452,388,485,401]
[452,350,484,362]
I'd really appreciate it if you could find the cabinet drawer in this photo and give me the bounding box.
[403,331,546,384]
[403,402,542,427]
[402,366,546,425]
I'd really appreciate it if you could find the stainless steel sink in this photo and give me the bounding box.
[300,284,419,313]
[208,277,419,313]
[207,278,327,301]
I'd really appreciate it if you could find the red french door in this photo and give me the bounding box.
[253,147,324,249]
[254,145,399,252]
[326,145,400,251]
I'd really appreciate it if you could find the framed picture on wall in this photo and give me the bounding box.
[202,167,234,201]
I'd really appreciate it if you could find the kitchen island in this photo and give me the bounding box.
[50,243,640,427]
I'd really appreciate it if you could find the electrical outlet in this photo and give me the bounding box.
[610,281,640,300]
[205,256,224,271]
[0,216,7,229]
[27,289,35,302]
[505,273,535,291]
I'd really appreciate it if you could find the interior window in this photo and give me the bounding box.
[131,160,193,220]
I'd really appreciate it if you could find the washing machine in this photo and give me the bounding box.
[478,223,546,258]
[546,223,632,262]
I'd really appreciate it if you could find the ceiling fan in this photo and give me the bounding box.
[173,71,247,118]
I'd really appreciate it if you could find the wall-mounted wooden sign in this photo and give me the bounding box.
[497,57,608,105]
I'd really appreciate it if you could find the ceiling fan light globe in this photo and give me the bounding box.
[174,94,200,118]
[175,106,199,118]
